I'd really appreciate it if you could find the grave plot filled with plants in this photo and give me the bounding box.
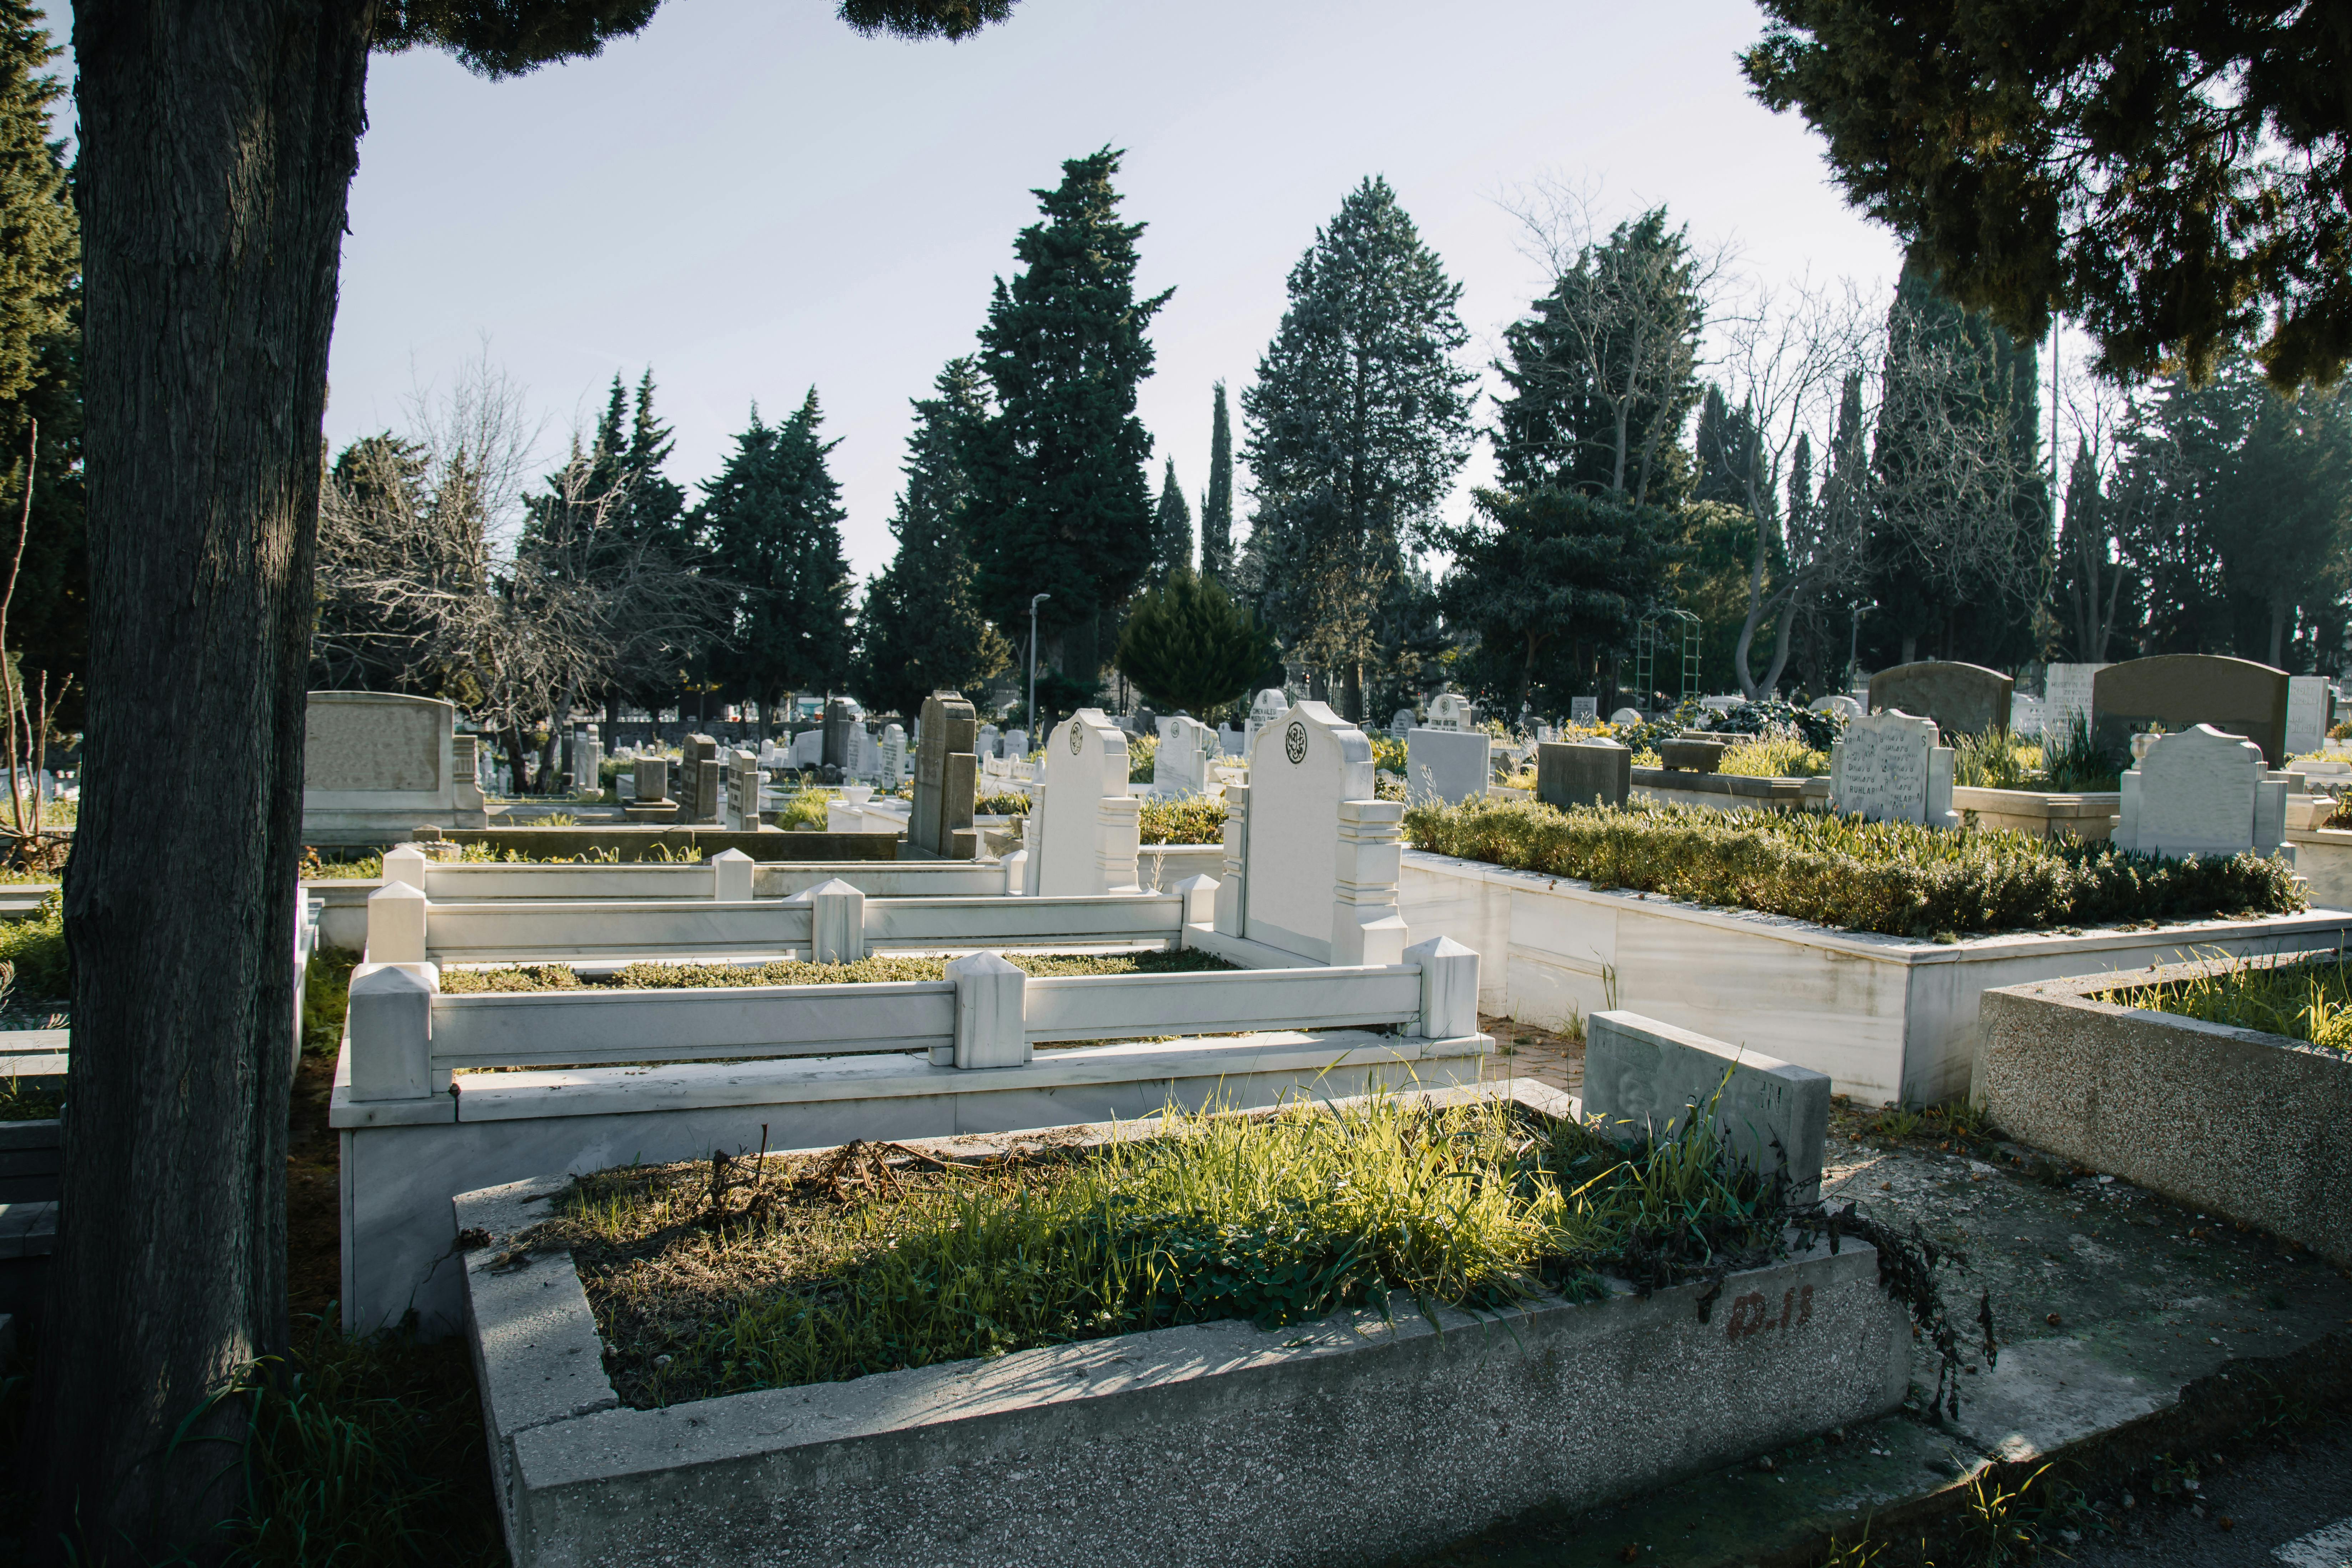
[1405,798,2303,938]
[2103,951,2352,1050]
[437,948,1234,994]
[534,1094,1842,1409]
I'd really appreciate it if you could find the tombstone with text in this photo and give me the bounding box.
[2094,655,2290,765]
[1389,707,1416,734]
[1866,661,2013,737]
[910,690,979,859]
[301,691,488,845]
[2042,661,2106,744]
[1829,710,1956,827]
[1537,738,1630,811]
[1424,692,1471,732]
[877,724,907,789]
[1243,689,1288,755]
[1028,709,1143,896]
[1570,696,1599,724]
[1610,707,1643,726]
[2115,724,2289,861]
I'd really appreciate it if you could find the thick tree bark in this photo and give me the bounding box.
[34,4,372,1559]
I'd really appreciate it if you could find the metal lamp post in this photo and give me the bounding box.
[1027,593,1051,738]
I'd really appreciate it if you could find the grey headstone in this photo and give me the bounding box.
[1536,739,1628,810]
[2094,654,2290,766]
[1866,661,2013,737]
[1584,1011,1829,1205]
[911,691,979,858]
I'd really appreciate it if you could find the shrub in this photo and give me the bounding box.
[2333,719,2352,742]
[1697,696,1844,751]
[1402,797,2303,937]
[771,789,830,831]
[1949,729,2035,790]
[1138,795,1227,844]
[1369,732,1406,774]
[2038,713,2128,793]
[0,893,67,1001]
[1127,732,1157,783]
[1717,733,1830,778]
[976,791,1031,816]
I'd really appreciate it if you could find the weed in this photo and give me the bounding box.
[2105,948,2352,1050]
[301,946,359,1057]
[0,1075,57,1121]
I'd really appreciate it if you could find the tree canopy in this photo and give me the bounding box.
[700,392,854,713]
[1744,1,2352,388]
[1113,569,1276,719]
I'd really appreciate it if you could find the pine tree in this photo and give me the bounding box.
[700,390,854,715]
[853,358,1012,718]
[0,2,79,730]
[1151,458,1192,579]
[1113,569,1275,719]
[1242,176,1473,721]
[1200,380,1233,580]
[963,148,1170,691]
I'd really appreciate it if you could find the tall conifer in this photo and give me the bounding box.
[853,358,1012,717]
[963,147,1170,688]
[700,390,854,715]
[1200,380,1234,580]
[1151,458,1192,579]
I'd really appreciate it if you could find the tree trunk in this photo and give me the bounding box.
[35,4,372,1559]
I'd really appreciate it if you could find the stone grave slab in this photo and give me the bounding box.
[1867,661,2013,737]
[1536,739,1628,811]
[1406,727,1489,804]
[2043,661,2106,745]
[1570,697,1598,724]
[911,691,978,858]
[1585,1011,1830,1204]
[1424,692,1471,732]
[1032,709,1141,897]
[2289,675,2334,756]
[1153,715,1213,795]
[2094,654,2290,765]
[2115,724,2287,860]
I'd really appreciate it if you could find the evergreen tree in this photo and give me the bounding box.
[1113,568,1274,719]
[1150,458,1192,579]
[1200,380,1234,579]
[1491,208,1704,505]
[963,147,1170,691]
[1242,176,1473,721]
[700,391,854,716]
[853,358,1012,719]
[0,3,79,730]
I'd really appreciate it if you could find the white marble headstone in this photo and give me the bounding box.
[1610,707,1643,726]
[1153,715,1213,795]
[1242,701,1375,962]
[787,728,824,769]
[1570,697,1598,724]
[877,725,907,788]
[1807,694,1863,721]
[1004,729,1028,758]
[977,724,1001,761]
[1829,710,1955,827]
[1031,708,1140,897]
[2117,724,2286,860]
[1424,692,1471,732]
[2043,661,2107,745]
[1390,707,1416,733]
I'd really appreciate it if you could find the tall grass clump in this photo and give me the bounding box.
[1139,795,1227,843]
[1127,732,1157,783]
[2105,951,2352,1050]
[558,1092,1797,1405]
[1717,733,1830,778]
[1404,797,2302,937]
[1949,728,2036,790]
[2038,713,2127,793]
[975,791,1031,816]
[771,788,831,830]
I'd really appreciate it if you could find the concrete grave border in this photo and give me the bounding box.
[458,1080,1910,1568]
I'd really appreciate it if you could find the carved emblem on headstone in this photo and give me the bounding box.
[1068,722,1082,755]
[1284,720,1308,765]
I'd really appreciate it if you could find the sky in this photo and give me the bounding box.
[316,0,1909,579]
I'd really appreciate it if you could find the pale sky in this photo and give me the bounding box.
[319,0,1908,580]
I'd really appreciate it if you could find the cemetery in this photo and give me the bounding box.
[33,9,2352,1564]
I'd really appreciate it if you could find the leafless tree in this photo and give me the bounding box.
[312,357,727,791]
[2052,361,2140,662]
[1712,276,1876,696]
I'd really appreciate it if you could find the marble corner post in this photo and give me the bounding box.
[1213,782,1250,938]
[1331,799,1409,966]
[946,951,1027,1069]
[366,881,429,965]
[345,962,444,1101]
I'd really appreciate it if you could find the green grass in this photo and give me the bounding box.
[770,789,831,831]
[0,891,66,1001]
[1138,795,1226,844]
[0,1076,57,1120]
[553,1089,1793,1406]
[440,948,1235,994]
[303,946,359,1057]
[976,791,1031,816]
[1950,728,2038,790]
[1403,797,2303,938]
[2104,951,2352,1050]
[1717,734,1830,778]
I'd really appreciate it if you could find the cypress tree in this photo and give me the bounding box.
[963,147,1171,691]
[853,358,1012,718]
[700,390,854,716]
[0,2,79,729]
[1200,380,1233,580]
[1151,458,1193,579]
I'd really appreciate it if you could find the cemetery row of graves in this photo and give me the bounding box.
[13,646,2352,1563]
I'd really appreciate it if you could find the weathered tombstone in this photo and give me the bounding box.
[1570,696,1599,724]
[977,723,1001,761]
[910,690,979,859]
[821,699,858,771]
[301,691,487,844]
[1390,706,1416,733]
[2115,724,2288,860]
[1536,738,1629,811]
[679,734,722,825]
[1584,1012,1830,1204]
[1829,709,1956,827]
[725,749,761,831]
[786,728,824,770]
[2094,654,2291,765]
[1866,661,2013,737]
[1424,691,1471,732]
[1699,695,1745,717]
[629,756,673,819]
[1029,709,1142,896]
[2008,692,2046,737]
[1808,694,1863,721]
[1153,715,1213,795]
[1406,727,1490,804]
[2288,675,2334,757]
[1610,707,1643,726]
[876,724,907,788]
[1214,700,1407,965]
[1004,728,1029,759]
